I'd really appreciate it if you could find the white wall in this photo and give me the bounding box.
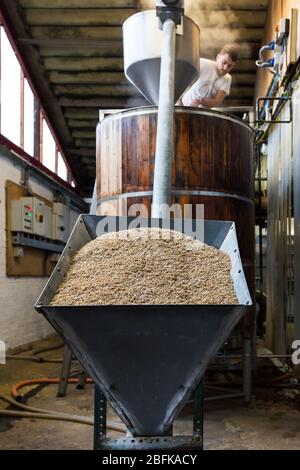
[266,79,300,353]
[0,148,81,351]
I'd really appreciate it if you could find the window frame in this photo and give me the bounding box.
[0,16,76,190]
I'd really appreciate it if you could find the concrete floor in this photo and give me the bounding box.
[1,335,300,450]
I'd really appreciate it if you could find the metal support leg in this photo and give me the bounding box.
[76,371,88,390]
[243,336,252,404]
[193,381,204,450]
[57,344,72,397]
[94,386,107,450]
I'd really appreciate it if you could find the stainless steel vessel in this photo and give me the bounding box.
[123,10,200,104]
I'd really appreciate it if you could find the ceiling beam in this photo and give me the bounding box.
[30,25,265,43]
[192,11,266,28]
[67,148,96,157]
[48,71,128,84]
[64,109,100,119]
[25,9,135,26]
[44,57,256,73]
[231,74,256,86]
[230,60,257,73]
[201,28,264,43]
[43,57,124,71]
[202,43,260,60]
[183,0,268,10]
[72,130,96,139]
[54,84,139,97]
[18,38,124,57]
[20,0,137,7]
[75,139,96,148]
[39,45,123,58]
[228,86,254,98]
[67,119,99,128]
[59,97,149,107]
[31,26,122,40]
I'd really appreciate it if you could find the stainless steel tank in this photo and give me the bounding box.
[123,10,200,104]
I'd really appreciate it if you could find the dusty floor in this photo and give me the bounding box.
[1,335,300,450]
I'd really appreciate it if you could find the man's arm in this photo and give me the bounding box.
[175,97,184,106]
[191,90,228,108]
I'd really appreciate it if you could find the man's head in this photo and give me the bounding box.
[216,45,238,76]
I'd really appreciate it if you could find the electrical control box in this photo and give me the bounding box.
[11,198,34,234]
[11,197,53,239]
[52,202,70,243]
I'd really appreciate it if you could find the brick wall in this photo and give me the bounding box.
[0,148,81,351]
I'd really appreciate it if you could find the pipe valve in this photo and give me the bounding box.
[156,0,184,26]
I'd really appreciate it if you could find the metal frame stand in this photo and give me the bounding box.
[57,344,87,397]
[57,345,72,397]
[243,336,252,404]
[94,382,204,451]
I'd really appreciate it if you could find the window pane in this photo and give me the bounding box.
[0,27,21,145]
[57,151,68,181]
[42,118,56,172]
[24,78,34,156]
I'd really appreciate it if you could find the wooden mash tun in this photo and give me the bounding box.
[35,1,253,450]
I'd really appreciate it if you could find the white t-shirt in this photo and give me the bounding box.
[181,58,232,107]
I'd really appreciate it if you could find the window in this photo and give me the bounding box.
[0,24,73,185]
[42,118,56,173]
[57,152,68,181]
[0,26,21,146]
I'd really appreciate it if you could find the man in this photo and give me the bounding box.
[177,45,238,108]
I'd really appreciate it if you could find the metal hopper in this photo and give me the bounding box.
[35,215,252,438]
[123,10,200,105]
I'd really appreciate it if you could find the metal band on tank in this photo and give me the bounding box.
[98,107,255,134]
[98,190,254,206]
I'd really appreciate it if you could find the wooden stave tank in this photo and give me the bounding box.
[96,107,255,334]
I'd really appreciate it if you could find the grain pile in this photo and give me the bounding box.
[51,228,238,305]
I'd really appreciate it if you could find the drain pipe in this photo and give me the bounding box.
[152,1,184,219]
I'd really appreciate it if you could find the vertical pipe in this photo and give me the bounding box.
[152,18,176,219]
[258,144,263,293]
[57,345,72,398]
[243,336,252,404]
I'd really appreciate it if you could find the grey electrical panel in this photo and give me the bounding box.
[11,198,34,234]
[11,197,53,239]
[52,202,70,243]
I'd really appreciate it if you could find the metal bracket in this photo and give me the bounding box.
[94,382,204,451]
[12,232,65,253]
[255,96,293,124]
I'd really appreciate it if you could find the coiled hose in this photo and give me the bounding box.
[0,378,126,433]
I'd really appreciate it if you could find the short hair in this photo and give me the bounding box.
[219,45,238,62]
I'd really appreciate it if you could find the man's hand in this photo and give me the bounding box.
[190,98,203,107]
[192,91,227,109]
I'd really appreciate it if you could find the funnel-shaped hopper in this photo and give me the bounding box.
[35,216,251,436]
[123,11,200,105]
